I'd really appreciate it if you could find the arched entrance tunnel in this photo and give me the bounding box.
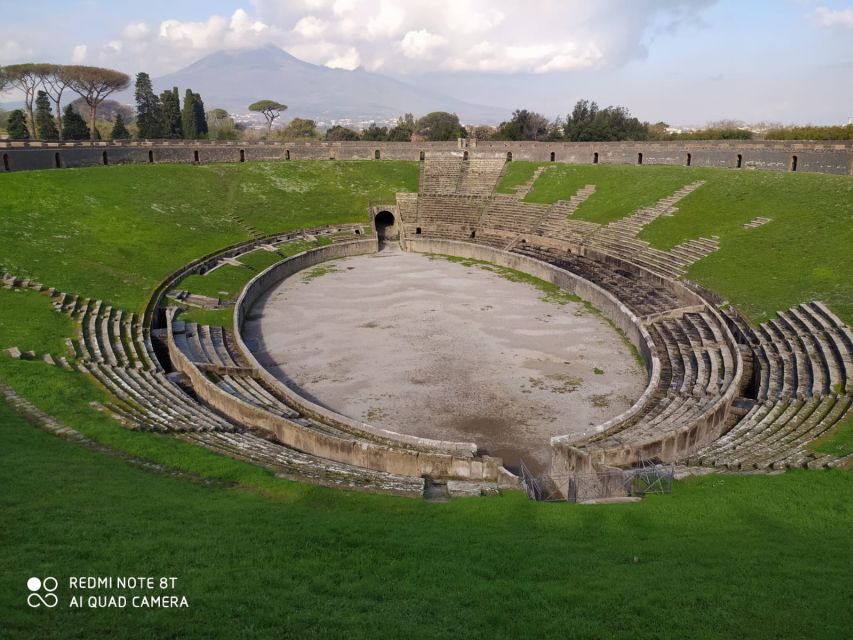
[374,210,398,241]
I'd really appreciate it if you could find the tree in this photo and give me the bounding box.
[3,63,51,138]
[207,108,240,140]
[249,100,287,137]
[181,89,208,139]
[65,65,130,140]
[280,118,316,139]
[61,104,90,140]
[7,109,29,140]
[35,90,59,139]
[0,66,7,93]
[495,109,550,141]
[415,112,465,141]
[69,97,133,124]
[41,64,73,140]
[469,125,496,141]
[135,72,162,139]
[159,88,182,139]
[386,113,415,141]
[563,100,648,141]
[111,113,130,139]
[361,122,388,141]
[325,125,360,141]
[192,92,207,137]
[647,121,670,140]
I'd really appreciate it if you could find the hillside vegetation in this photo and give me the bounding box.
[499,162,853,324]
[0,161,417,311]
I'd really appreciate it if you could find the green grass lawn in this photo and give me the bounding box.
[176,239,329,302]
[1,399,851,640]
[496,163,853,324]
[0,161,417,313]
[0,287,76,356]
[0,160,851,638]
[495,160,541,193]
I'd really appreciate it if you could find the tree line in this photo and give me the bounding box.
[2,65,849,142]
[0,63,130,141]
[0,64,215,142]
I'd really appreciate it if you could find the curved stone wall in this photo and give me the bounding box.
[2,139,851,175]
[232,239,482,458]
[402,238,743,488]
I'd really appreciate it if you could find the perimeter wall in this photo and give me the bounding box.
[2,139,851,175]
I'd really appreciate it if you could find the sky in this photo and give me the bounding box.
[1,0,852,125]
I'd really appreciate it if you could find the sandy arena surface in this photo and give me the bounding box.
[243,248,647,473]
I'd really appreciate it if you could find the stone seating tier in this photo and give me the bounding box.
[183,431,426,497]
[513,244,684,317]
[690,303,852,469]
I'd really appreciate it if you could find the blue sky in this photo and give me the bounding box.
[1,0,852,125]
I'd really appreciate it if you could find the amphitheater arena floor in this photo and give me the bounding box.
[244,247,647,473]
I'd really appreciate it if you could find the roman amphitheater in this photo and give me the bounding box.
[2,139,851,502]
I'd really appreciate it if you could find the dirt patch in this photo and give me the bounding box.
[245,248,647,473]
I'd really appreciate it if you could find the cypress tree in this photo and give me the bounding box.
[134,72,162,139]
[193,92,208,137]
[159,87,182,139]
[61,104,90,140]
[35,90,59,140]
[181,88,200,139]
[111,113,130,139]
[7,109,29,140]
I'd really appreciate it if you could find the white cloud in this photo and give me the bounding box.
[158,15,228,50]
[293,16,327,38]
[400,30,446,59]
[326,46,361,69]
[366,2,405,39]
[811,6,853,28]
[45,0,716,75]
[71,44,87,63]
[123,22,151,40]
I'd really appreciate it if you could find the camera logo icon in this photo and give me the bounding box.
[27,577,59,608]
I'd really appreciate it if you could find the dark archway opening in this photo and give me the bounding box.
[419,151,425,161]
[148,150,154,163]
[54,152,62,168]
[685,153,692,167]
[791,155,798,172]
[193,149,200,163]
[470,230,476,239]
[285,149,291,160]
[374,210,397,242]
[102,151,109,165]
[239,149,245,162]
[549,151,555,162]
[506,151,512,161]
[637,152,643,165]
[593,152,599,164]
[374,149,381,160]
[463,150,469,160]
[736,154,743,169]
[2,153,9,172]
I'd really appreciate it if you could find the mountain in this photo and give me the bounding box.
[148,45,507,124]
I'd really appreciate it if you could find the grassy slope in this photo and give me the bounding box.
[176,239,329,302]
[0,161,417,312]
[496,164,853,324]
[2,402,851,640]
[495,160,540,193]
[0,287,76,355]
[0,161,850,637]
